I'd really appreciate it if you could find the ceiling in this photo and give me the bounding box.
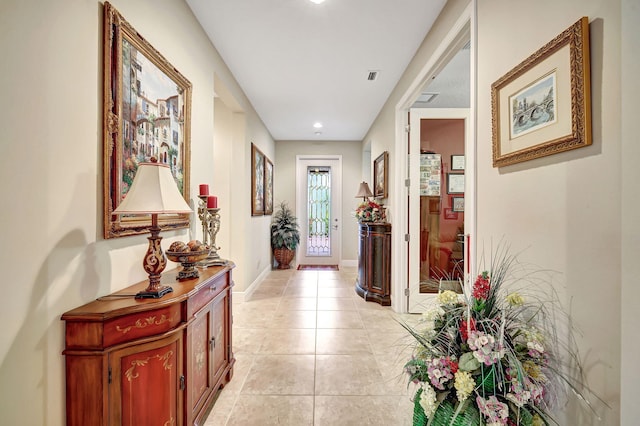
[186,0,450,141]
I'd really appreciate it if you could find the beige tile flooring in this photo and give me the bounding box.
[204,267,420,425]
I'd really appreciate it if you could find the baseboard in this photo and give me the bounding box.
[232,265,271,303]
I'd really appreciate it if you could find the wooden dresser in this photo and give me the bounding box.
[61,263,235,426]
[355,222,391,306]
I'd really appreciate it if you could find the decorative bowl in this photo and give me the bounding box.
[166,249,209,280]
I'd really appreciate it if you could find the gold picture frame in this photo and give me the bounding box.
[103,2,192,238]
[491,17,591,167]
[373,151,389,199]
[251,143,265,216]
[264,157,274,215]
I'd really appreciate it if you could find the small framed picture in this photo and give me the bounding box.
[451,155,465,171]
[452,196,464,212]
[447,173,465,194]
[444,208,458,220]
[373,151,389,199]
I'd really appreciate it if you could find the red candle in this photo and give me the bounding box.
[207,195,218,208]
[199,184,209,196]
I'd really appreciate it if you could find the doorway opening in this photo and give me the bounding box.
[296,155,342,267]
[392,5,474,313]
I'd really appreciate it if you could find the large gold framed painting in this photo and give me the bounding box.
[103,2,192,238]
[491,17,591,168]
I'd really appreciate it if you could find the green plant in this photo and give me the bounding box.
[270,201,300,250]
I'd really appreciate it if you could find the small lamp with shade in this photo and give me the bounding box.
[112,158,192,299]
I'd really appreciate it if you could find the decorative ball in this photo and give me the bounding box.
[169,241,189,252]
[187,240,203,251]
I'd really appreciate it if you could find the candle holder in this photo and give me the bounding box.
[197,195,228,267]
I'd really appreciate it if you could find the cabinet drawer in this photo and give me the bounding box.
[188,274,227,316]
[104,304,182,348]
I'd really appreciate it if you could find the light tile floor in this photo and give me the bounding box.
[204,267,421,426]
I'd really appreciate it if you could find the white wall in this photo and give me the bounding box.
[362,0,636,422]
[0,0,273,423]
[477,0,628,423]
[620,1,640,423]
[274,140,363,263]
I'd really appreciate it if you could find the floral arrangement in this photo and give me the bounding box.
[354,199,384,222]
[401,249,601,425]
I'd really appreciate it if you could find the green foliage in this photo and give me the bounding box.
[270,201,301,250]
[413,390,481,426]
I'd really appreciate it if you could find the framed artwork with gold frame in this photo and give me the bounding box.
[103,2,192,238]
[264,157,274,215]
[492,17,591,167]
[373,151,389,199]
[251,143,265,216]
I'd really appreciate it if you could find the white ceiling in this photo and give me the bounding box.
[186,0,448,141]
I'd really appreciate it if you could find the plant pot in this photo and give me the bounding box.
[273,248,295,269]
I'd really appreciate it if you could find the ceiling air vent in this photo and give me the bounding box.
[418,92,439,103]
[367,70,379,81]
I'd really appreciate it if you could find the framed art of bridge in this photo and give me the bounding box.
[491,17,591,168]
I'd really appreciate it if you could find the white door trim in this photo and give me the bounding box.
[408,108,471,313]
[392,3,474,313]
[295,155,343,266]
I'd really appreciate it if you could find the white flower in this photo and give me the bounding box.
[527,341,544,353]
[419,383,437,417]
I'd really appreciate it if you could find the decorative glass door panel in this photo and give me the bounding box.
[306,167,331,256]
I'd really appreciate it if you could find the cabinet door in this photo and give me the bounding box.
[357,225,367,288]
[211,291,229,383]
[187,304,213,423]
[369,231,388,294]
[109,333,183,426]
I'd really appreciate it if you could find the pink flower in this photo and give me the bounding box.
[476,395,509,424]
[467,330,505,365]
[426,357,454,390]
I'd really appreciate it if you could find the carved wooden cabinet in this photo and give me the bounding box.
[62,264,235,426]
[355,222,391,306]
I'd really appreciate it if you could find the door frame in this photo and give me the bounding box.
[408,109,471,313]
[295,155,343,266]
[391,3,475,313]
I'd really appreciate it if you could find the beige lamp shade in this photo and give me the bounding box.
[113,160,192,215]
[355,181,373,199]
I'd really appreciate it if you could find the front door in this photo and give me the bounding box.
[295,155,342,267]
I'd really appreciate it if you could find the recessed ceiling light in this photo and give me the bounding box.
[313,122,323,129]
[309,0,325,4]
[314,131,322,136]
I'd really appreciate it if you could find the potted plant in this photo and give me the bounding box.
[270,201,300,269]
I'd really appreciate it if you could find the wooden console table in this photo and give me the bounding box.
[355,222,391,306]
[62,263,235,426]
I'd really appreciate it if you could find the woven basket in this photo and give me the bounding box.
[413,389,481,426]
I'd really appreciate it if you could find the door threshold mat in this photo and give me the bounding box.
[297,264,339,271]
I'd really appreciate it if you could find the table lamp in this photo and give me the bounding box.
[355,181,373,202]
[112,158,193,299]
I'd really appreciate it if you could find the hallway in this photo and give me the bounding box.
[205,268,417,425]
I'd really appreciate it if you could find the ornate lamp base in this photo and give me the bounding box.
[198,255,228,267]
[135,285,173,299]
[176,262,201,281]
